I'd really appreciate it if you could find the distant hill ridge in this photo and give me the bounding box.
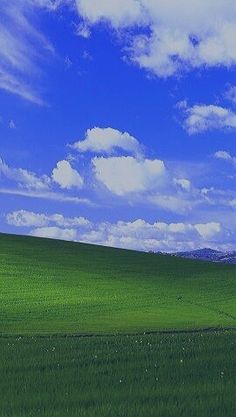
[172,248,236,264]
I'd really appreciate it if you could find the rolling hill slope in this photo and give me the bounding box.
[0,233,235,335]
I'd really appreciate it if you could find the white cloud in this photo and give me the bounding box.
[76,0,143,27]
[75,22,91,38]
[199,187,236,210]
[70,127,142,156]
[7,210,48,227]
[0,156,90,204]
[174,178,191,191]
[91,155,197,213]
[3,0,236,96]
[0,187,91,205]
[0,0,61,103]
[194,222,221,239]
[92,156,166,195]
[148,194,193,214]
[52,160,84,189]
[182,104,236,134]
[7,208,231,251]
[214,150,236,166]
[75,0,236,77]
[80,219,227,252]
[30,226,77,241]
[0,157,50,190]
[7,209,91,228]
[47,213,91,227]
[90,154,208,214]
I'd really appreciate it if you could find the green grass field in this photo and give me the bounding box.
[0,233,235,417]
[0,233,235,335]
[1,331,235,417]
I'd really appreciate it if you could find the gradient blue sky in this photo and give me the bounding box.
[1,0,236,252]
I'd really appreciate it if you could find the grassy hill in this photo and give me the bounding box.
[0,233,235,335]
[0,233,235,417]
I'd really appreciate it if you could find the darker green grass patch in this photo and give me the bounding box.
[0,331,235,417]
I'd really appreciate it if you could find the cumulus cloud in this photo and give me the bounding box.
[7,209,91,228]
[76,0,143,27]
[0,157,50,190]
[52,160,84,189]
[214,150,236,166]
[7,209,232,251]
[82,219,227,252]
[7,210,49,227]
[80,219,231,252]
[194,222,221,239]
[31,226,77,241]
[91,154,197,213]
[65,218,228,251]
[75,0,236,77]
[182,104,236,134]
[92,156,166,195]
[70,127,142,156]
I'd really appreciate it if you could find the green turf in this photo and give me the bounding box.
[0,233,235,335]
[1,331,235,417]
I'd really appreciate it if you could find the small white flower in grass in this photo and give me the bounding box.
[180,359,183,363]
[119,379,122,383]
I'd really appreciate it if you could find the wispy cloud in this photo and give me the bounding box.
[0,157,51,190]
[0,0,61,104]
[0,187,91,205]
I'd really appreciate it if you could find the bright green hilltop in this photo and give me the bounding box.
[0,233,235,335]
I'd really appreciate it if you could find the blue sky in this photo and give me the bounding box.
[0,0,236,252]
